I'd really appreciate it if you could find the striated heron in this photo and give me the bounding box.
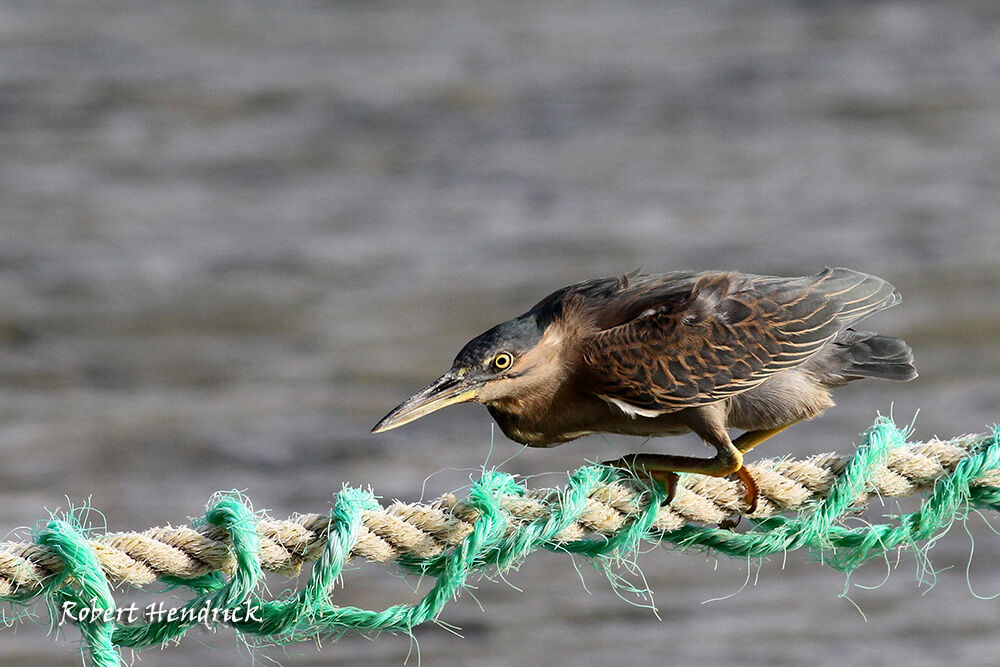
[372,268,917,512]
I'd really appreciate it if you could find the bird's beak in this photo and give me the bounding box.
[371,370,482,434]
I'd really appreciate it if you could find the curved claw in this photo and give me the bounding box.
[734,466,759,514]
[601,460,680,505]
[648,470,680,505]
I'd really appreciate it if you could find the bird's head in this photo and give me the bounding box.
[371,312,566,434]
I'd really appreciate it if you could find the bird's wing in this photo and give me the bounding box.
[579,268,900,413]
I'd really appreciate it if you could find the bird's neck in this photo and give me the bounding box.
[486,379,596,447]
[482,312,598,446]
[487,399,563,447]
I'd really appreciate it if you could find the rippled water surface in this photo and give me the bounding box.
[2,1,999,665]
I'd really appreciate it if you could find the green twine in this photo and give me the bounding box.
[38,519,118,667]
[6,418,1000,666]
[110,494,263,649]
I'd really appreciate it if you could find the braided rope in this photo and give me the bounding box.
[2,419,1000,665]
[2,430,993,597]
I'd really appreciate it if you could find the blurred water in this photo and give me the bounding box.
[1,1,999,664]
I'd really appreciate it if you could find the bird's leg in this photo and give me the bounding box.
[602,406,745,508]
[726,420,803,515]
[681,406,761,514]
[732,421,798,454]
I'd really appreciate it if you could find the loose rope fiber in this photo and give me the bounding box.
[2,419,1000,665]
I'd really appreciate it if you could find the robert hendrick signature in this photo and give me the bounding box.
[59,600,264,628]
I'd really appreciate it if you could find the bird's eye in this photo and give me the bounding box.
[492,352,513,371]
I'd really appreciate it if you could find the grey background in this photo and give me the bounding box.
[1,1,999,665]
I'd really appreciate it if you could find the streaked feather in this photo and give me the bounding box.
[577,268,901,413]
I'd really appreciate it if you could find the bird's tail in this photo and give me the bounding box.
[810,329,918,385]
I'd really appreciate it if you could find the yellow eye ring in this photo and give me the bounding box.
[492,352,513,371]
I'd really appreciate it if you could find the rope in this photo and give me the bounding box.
[2,419,999,665]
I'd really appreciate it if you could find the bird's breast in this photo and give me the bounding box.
[485,391,692,447]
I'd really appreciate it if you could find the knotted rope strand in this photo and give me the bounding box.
[2,419,999,665]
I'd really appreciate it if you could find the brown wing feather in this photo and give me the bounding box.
[578,268,900,413]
